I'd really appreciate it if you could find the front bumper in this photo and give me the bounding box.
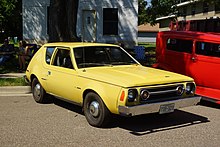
[118,96,201,116]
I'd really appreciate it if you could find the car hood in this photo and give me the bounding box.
[78,65,193,88]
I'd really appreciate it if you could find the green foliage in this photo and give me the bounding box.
[146,0,177,25]
[138,0,148,25]
[0,0,17,22]
[0,0,21,41]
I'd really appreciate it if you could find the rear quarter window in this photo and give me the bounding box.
[46,47,55,64]
[166,38,193,53]
[196,42,220,58]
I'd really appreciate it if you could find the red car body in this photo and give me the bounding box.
[153,31,220,104]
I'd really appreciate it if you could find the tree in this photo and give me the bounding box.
[48,0,79,42]
[146,0,177,25]
[0,0,16,26]
[138,0,148,25]
[0,0,21,41]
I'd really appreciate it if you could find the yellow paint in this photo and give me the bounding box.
[26,42,195,115]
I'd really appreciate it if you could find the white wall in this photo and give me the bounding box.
[23,0,138,47]
[23,0,50,44]
[138,32,157,43]
[77,0,138,48]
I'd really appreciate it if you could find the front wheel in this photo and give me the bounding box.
[32,78,47,103]
[83,92,111,127]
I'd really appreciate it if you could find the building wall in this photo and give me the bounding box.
[77,0,138,48]
[159,19,174,31]
[138,32,157,43]
[158,1,220,31]
[178,2,220,21]
[23,0,50,44]
[23,0,138,47]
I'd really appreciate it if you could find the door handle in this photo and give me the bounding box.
[191,57,197,62]
[48,71,51,75]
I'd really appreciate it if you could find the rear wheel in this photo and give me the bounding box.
[83,92,111,127]
[32,78,47,103]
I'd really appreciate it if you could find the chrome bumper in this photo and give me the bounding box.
[118,96,201,116]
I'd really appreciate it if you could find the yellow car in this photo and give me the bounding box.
[25,42,201,127]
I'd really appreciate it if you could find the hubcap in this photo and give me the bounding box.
[89,101,100,117]
[34,83,41,98]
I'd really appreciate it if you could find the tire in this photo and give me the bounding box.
[83,92,111,127]
[32,78,47,103]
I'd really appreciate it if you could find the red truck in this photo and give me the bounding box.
[153,31,220,104]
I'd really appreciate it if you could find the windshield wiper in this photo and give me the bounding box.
[78,62,112,68]
[111,62,137,65]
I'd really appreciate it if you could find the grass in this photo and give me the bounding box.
[0,77,28,86]
[0,41,19,47]
[0,49,25,86]
[138,42,156,54]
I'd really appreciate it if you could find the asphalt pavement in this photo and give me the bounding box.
[0,95,219,147]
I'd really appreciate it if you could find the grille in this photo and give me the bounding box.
[140,84,184,103]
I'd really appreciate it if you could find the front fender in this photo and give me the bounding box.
[82,81,122,114]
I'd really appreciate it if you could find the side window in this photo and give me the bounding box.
[52,48,73,69]
[196,42,220,58]
[167,38,193,53]
[46,47,55,64]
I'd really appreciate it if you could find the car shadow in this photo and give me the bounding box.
[53,98,84,115]
[200,100,220,109]
[52,98,209,134]
[111,110,209,135]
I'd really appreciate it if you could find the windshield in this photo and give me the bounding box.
[73,46,138,68]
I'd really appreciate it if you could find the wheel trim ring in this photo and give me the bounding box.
[34,83,41,99]
[89,101,100,117]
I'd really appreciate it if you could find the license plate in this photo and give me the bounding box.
[159,103,175,114]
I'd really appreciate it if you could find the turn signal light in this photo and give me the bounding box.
[120,91,125,101]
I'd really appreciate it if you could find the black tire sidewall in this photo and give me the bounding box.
[83,92,110,127]
[32,78,45,103]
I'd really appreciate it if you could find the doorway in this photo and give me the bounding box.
[82,10,96,42]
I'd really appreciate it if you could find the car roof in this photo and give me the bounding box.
[159,31,220,42]
[43,42,119,48]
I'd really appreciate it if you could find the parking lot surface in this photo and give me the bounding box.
[0,95,219,147]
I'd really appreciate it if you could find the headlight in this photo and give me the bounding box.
[176,85,184,96]
[128,89,138,102]
[140,89,150,101]
[186,83,195,95]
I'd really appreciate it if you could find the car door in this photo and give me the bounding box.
[44,47,80,103]
[188,41,220,94]
[164,37,193,76]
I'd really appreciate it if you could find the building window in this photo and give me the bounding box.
[191,4,196,16]
[203,2,209,13]
[103,8,118,35]
[215,4,220,13]
[182,7,187,17]
[47,6,50,35]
